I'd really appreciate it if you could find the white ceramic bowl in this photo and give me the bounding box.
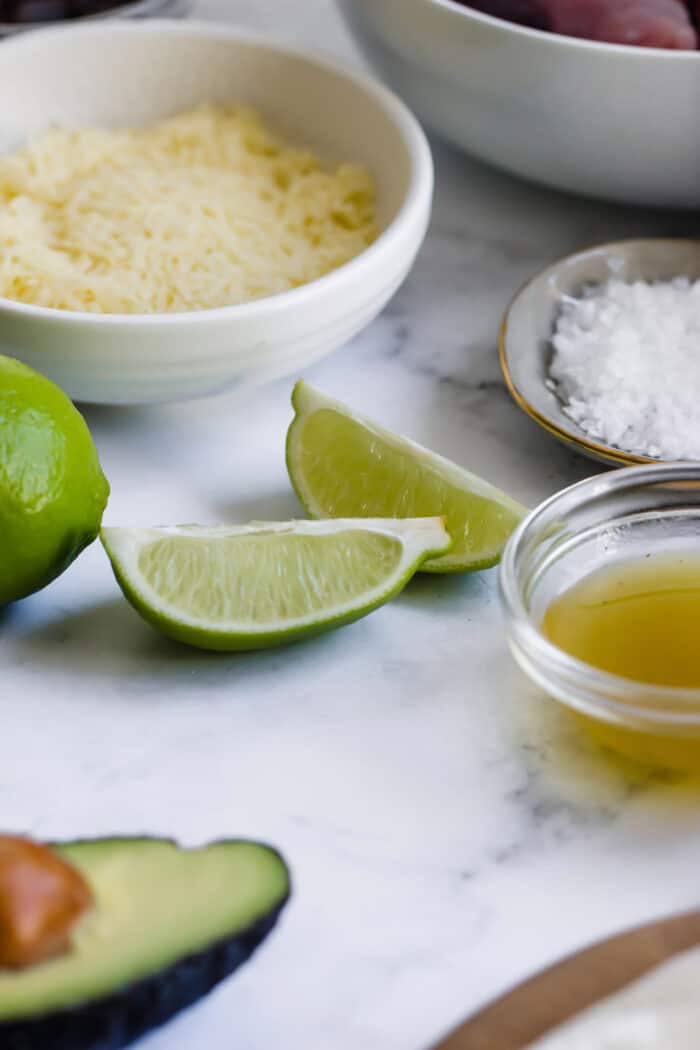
[338,0,700,208]
[0,20,432,404]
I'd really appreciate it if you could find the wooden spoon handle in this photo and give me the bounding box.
[432,908,700,1050]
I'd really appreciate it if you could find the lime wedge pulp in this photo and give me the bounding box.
[286,382,527,573]
[101,518,450,651]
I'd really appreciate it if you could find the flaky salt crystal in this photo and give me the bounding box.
[548,277,700,460]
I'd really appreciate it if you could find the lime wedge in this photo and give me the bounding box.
[101,518,450,651]
[286,382,527,573]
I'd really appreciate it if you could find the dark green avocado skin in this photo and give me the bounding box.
[1,908,284,1050]
[0,840,290,1050]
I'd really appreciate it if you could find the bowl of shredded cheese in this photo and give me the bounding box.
[499,239,700,465]
[0,20,432,403]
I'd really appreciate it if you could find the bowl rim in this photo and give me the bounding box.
[499,462,700,722]
[498,236,700,468]
[423,0,700,59]
[0,18,433,327]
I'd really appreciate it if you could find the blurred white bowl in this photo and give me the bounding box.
[338,0,700,208]
[0,20,432,404]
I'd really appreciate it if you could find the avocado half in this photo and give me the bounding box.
[0,837,290,1050]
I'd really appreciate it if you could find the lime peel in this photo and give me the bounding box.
[286,381,527,573]
[0,354,109,603]
[101,518,450,652]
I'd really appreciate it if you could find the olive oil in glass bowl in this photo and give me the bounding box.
[499,464,700,772]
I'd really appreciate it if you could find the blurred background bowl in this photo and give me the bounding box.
[0,20,433,404]
[338,0,700,208]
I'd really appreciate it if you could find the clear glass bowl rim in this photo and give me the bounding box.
[499,462,700,724]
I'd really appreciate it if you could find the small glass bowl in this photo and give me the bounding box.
[499,463,700,771]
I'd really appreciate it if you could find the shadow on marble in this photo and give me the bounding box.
[79,403,180,454]
[430,137,700,241]
[409,380,594,509]
[12,598,160,667]
[0,602,17,628]
[399,569,488,611]
[82,402,156,427]
[82,398,235,448]
[11,593,366,681]
[429,138,586,230]
[208,488,303,524]
[509,680,700,812]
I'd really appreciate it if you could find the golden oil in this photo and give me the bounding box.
[541,553,700,771]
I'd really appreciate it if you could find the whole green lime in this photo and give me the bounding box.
[0,356,109,604]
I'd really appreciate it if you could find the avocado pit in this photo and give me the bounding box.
[0,836,92,970]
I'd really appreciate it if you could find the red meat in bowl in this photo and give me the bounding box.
[466,0,698,47]
[464,1,547,27]
[549,0,697,48]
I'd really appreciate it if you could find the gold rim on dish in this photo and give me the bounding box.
[497,255,661,469]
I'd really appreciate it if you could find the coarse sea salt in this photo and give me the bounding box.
[548,277,700,460]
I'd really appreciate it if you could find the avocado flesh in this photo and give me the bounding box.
[0,837,289,1049]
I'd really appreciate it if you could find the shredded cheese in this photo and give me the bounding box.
[0,105,377,314]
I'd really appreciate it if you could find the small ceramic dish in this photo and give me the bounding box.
[499,463,700,772]
[0,20,433,404]
[499,239,700,467]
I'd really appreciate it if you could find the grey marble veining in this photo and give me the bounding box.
[4,3,700,1050]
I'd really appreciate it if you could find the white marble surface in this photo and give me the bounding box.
[5,3,700,1049]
